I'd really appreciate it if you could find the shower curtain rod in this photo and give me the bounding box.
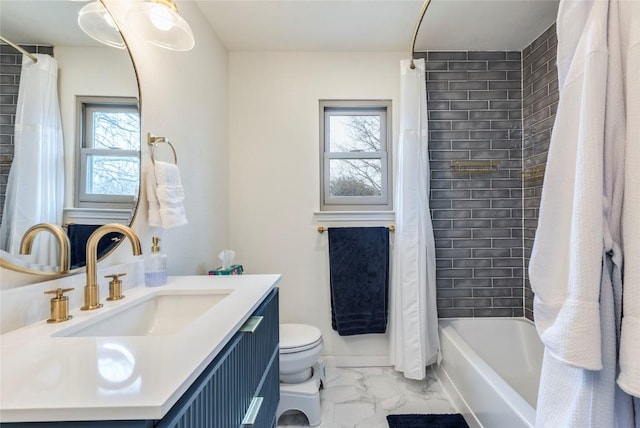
[409,0,433,69]
[0,35,38,63]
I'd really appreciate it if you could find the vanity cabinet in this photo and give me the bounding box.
[1,288,280,428]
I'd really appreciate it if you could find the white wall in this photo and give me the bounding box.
[228,51,404,362]
[98,0,230,275]
[1,1,230,286]
[55,46,137,208]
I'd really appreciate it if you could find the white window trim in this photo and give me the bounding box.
[319,99,393,212]
[75,96,140,209]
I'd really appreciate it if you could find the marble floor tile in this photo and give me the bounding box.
[277,366,457,428]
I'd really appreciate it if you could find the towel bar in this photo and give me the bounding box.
[148,133,178,165]
[317,225,395,233]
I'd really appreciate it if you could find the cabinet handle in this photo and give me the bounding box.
[241,396,263,425]
[239,316,263,333]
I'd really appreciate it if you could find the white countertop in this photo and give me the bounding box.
[0,274,280,423]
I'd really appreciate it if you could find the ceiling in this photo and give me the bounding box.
[195,0,560,52]
[0,0,560,53]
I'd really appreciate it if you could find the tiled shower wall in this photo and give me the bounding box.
[0,44,54,223]
[522,25,559,320]
[423,24,558,319]
[417,51,525,318]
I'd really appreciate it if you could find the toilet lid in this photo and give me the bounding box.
[280,323,323,353]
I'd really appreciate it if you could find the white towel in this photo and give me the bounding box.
[145,169,162,228]
[153,160,188,228]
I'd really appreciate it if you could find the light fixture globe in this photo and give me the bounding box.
[77,1,126,49]
[125,0,195,51]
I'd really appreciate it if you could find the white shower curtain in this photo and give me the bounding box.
[389,58,440,380]
[0,54,64,268]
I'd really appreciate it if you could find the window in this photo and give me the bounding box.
[320,100,392,211]
[76,96,140,208]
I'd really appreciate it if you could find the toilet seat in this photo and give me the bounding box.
[280,323,323,354]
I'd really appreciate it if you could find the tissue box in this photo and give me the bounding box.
[208,265,244,275]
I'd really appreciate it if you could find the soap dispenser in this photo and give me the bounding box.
[145,236,167,287]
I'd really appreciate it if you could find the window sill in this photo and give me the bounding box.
[313,210,395,224]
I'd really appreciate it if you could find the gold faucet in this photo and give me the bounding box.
[82,224,142,311]
[19,223,71,273]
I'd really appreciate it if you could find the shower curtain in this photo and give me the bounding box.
[389,58,440,380]
[530,0,639,426]
[0,54,64,268]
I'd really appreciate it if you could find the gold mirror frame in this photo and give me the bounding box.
[0,0,142,278]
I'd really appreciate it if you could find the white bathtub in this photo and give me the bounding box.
[435,318,543,428]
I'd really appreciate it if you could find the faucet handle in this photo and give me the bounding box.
[44,288,75,323]
[105,273,127,301]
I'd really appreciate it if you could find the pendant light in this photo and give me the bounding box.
[125,0,195,51]
[77,0,126,49]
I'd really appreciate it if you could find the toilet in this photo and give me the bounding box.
[276,323,325,427]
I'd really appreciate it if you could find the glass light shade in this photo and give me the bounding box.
[125,0,195,51]
[77,1,126,49]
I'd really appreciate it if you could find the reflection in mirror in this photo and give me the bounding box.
[0,1,140,276]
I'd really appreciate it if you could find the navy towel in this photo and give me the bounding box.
[67,224,122,268]
[328,227,389,336]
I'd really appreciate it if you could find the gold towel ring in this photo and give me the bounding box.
[147,133,178,165]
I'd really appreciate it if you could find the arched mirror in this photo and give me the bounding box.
[0,1,140,276]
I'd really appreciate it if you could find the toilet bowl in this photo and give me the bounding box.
[277,323,325,426]
[279,323,323,384]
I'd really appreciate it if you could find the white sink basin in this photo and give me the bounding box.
[55,290,233,337]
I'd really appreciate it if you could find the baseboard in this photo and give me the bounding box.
[323,355,392,368]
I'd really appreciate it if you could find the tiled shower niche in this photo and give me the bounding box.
[422,25,558,320]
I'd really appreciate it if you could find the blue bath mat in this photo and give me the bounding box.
[387,413,470,428]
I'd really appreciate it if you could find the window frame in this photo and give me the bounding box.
[319,100,392,211]
[75,96,140,209]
